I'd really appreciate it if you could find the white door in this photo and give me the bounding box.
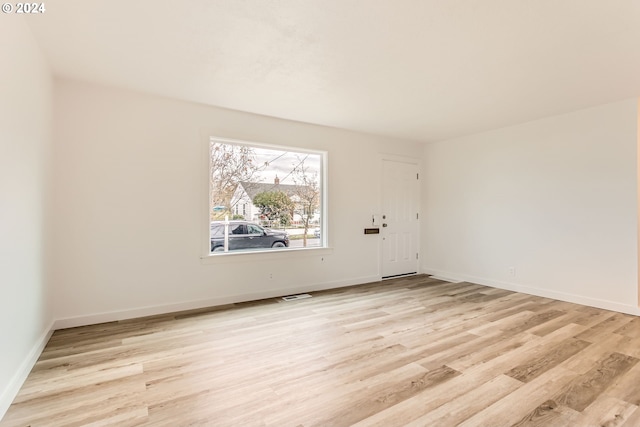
[381,159,419,278]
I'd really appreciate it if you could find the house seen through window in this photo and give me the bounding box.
[209,138,325,254]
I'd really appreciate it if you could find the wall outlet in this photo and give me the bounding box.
[269,273,273,280]
[508,267,516,277]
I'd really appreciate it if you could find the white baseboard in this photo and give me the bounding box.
[422,267,640,316]
[427,275,462,283]
[54,275,382,329]
[0,320,55,421]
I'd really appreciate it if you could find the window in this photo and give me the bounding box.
[247,224,262,235]
[209,138,326,254]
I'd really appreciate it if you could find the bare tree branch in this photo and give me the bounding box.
[210,143,261,219]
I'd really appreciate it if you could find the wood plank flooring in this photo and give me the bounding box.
[3,275,640,426]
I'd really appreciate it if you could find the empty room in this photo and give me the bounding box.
[3,1,640,425]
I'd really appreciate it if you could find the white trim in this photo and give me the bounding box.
[0,320,55,420]
[210,136,325,157]
[422,267,640,316]
[201,246,333,264]
[53,274,380,330]
[204,135,329,257]
[201,131,212,256]
[378,152,423,166]
[428,275,462,283]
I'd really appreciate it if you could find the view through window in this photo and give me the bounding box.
[209,138,325,254]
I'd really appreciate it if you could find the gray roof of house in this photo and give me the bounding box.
[239,181,304,200]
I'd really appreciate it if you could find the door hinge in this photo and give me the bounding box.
[416,253,419,260]
[416,213,419,220]
[417,173,419,180]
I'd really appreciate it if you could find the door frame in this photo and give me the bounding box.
[379,154,421,279]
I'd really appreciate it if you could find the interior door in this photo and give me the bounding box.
[381,159,419,278]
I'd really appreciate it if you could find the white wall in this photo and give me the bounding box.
[422,99,639,314]
[52,79,423,326]
[0,18,53,417]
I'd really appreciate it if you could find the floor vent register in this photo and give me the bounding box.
[281,293,312,301]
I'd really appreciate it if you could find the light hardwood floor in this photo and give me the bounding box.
[3,275,640,426]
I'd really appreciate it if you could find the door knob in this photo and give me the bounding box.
[382,223,388,227]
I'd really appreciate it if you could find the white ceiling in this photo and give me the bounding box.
[26,0,640,143]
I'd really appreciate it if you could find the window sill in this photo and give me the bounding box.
[200,246,334,264]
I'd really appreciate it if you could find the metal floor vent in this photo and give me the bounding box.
[282,293,312,302]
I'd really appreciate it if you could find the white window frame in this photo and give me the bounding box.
[202,136,329,260]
